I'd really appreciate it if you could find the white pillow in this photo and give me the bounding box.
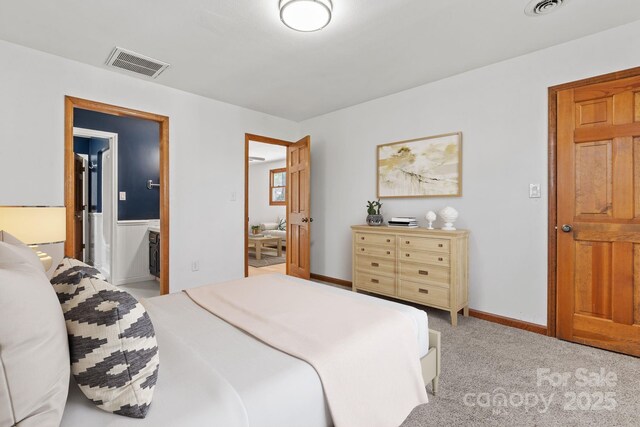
[0,242,70,427]
[0,230,44,272]
[261,222,278,231]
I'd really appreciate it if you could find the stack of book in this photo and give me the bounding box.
[388,217,418,228]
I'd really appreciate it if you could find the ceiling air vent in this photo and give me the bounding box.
[106,47,170,79]
[525,0,568,16]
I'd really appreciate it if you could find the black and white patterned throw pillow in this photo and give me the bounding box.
[51,258,159,418]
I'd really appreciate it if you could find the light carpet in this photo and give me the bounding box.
[400,308,640,426]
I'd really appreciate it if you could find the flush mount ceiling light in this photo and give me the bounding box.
[279,0,333,32]
[525,0,568,17]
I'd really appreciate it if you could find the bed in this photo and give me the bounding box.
[60,275,441,427]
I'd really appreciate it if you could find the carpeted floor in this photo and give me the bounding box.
[400,308,640,427]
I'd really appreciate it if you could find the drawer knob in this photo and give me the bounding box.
[387,251,391,255]
[438,244,443,247]
[361,236,365,240]
[371,262,379,267]
[386,239,391,243]
[406,240,410,244]
[361,248,365,251]
[438,257,443,261]
[419,288,429,294]
[406,253,410,257]
[419,270,429,276]
[371,278,379,284]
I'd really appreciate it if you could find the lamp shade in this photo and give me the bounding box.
[0,206,66,245]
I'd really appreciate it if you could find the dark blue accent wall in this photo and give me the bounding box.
[74,109,160,221]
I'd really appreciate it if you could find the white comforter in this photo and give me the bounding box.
[61,276,429,427]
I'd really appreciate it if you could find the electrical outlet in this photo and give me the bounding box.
[191,260,200,272]
[529,184,541,198]
[119,192,127,201]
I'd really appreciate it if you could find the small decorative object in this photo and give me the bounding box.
[425,211,436,230]
[366,199,384,226]
[439,207,459,231]
[251,225,261,235]
[377,132,462,198]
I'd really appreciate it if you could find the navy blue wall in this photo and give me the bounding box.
[74,109,160,221]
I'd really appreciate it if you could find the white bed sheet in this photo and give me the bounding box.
[61,275,429,427]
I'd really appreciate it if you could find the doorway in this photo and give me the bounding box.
[244,133,312,279]
[72,127,117,282]
[549,67,640,357]
[64,97,170,295]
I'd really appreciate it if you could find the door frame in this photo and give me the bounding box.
[547,65,640,337]
[244,133,293,278]
[72,127,118,283]
[64,96,170,295]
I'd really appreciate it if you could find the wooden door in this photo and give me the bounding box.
[74,155,85,261]
[287,136,311,279]
[557,75,640,356]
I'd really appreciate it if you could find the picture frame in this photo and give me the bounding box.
[377,132,462,198]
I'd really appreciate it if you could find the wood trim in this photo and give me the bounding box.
[64,96,170,295]
[547,66,640,338]
[310,273,351,288]
[468,309,547,335]
[309,273,547,334]
[269,167,287,206]
[245,133,292,147]
[244,133,294,278]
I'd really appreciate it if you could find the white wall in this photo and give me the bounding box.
[249,159,286,227]
[300,20,640,326]
[0,39,301,292]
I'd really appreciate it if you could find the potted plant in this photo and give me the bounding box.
[251,225,261,235]
[366,199,384,226]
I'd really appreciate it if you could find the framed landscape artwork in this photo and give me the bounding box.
[377,132,462,198]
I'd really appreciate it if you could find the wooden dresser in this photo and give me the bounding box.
[351,225,469,326]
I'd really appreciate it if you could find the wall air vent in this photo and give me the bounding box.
[249,156,266,163]
[105,47,170,79]
[525,0,568,16]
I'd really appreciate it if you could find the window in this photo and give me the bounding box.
[269,167,286,205]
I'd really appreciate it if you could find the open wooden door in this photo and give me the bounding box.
[286,136,311,279]
[556,75,640,356]
[73,155,85,261]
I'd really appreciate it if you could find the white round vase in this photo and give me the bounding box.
[439,207,459,230]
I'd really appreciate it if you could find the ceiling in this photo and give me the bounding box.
[1,1,640,121]
[249,141,286,163]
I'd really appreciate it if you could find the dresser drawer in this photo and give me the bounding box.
[398,280,449,308]
[355,244,394,259]
[355,272,395,296]
[399,262,450,286]
[399,250,450,267]
[400,237,449,253]
[355,256,395,276]
[355,232,395,247]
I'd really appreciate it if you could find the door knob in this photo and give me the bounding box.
[309,218,314,223]
[561,224,573,233]
[302,218,308,223]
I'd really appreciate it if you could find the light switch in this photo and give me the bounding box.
[119,192,127,201]
[529,184,541,198]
